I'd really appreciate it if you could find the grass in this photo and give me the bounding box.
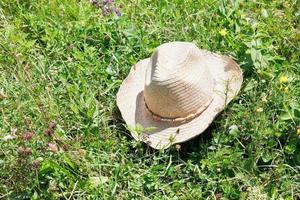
[0,0,300,199]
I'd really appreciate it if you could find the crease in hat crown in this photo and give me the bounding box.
[144,42,215,121]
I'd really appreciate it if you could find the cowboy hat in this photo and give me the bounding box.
[117,42,243,149]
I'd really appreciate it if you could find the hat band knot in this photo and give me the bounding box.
[144,98,213,123]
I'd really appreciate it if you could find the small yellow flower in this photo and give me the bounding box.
[284,87,288,93]
[256,107,263,112]
[219,29,227,36]
[297,128,300,135]
[279,76,288,84]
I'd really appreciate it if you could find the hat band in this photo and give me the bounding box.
[144,98,213,123]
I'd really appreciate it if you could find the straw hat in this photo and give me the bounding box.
[117,42,243,149]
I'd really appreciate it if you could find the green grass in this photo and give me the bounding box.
[0,0,300,199]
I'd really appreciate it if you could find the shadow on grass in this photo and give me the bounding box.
[111,103,216,161]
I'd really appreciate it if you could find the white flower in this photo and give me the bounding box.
[89,176,108,188]
[229,125,238,131]
[229,125,239,135]
[3,134,16,141]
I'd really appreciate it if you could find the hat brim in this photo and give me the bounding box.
[117,50,243,149]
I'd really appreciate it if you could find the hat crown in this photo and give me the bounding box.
[144,42,214,120]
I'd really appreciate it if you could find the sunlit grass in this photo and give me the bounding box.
[0,0,300,199]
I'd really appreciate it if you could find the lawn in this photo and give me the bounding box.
[0,0,300,199]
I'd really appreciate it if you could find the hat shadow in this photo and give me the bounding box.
[134,91,194,134]
[112,95,215,159]
[134,90,214,153]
